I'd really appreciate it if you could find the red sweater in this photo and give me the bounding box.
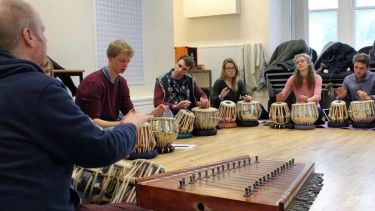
[75,70,133,121]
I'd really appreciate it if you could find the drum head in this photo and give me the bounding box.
[220,100,236,107]
[192,107,218,112]
[272,102,288,107]
[331,100,346,106]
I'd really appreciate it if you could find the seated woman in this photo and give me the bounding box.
[210,58,251,108]
[276,53,325,125]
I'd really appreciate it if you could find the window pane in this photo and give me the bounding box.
[309,11,337,54]
[354,0,375,7]
[355,9,375,49]
[309,0,338,10]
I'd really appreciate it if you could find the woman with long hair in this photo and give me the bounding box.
[276,53,324,124]
[210,58,251,108]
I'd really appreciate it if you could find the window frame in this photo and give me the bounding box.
[292,0,375,52]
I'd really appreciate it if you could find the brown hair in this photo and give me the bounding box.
[293,53,316,90]
[176,55,195,70]
[353,53,370,67]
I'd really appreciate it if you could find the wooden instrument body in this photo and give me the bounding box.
[136,156,315,211]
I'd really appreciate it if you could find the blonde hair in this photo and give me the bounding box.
[107,39,134,58]
[219,58,239,92]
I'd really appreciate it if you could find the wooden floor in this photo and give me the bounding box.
[142,124,375,211]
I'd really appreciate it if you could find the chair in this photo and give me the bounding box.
[48,56,78,96]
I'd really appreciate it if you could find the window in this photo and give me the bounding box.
[306,0,375,54]
[308,0,338,54]
[354,1,375,49]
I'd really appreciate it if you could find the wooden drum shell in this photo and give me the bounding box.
[269,102,290,125]
[134,122,156,154]
[328,100,348,123]
[175,109,195,134]
[218,100,237,123]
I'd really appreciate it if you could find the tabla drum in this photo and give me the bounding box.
[72,163,129,204]
[328,100,349,128]
[236,100,262,127]
[175,109,195,139]
[127,122,158,160]
[218,100,237,128]
[291,102,319,129]
[150,117,178,153]
[268,102,290,129]
[348,100,375,128]
[191,107,219,136]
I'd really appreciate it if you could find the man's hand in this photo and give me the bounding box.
[357,90,371,100]
[240,95,252,102]
[197,97,209,108]
[174,100,191,110]
[150,104,167,117]
[335,87,347,100]
[121,111,153,129]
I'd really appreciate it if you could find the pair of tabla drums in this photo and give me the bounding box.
[328,100,375,128]
[129,117,180,156]
[174,108,218,137]
[218,100,263,128]
[269,102,319,129]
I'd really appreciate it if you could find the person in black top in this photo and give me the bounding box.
[210,58,251,108]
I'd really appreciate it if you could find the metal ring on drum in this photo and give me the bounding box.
[191,107,219,136]
[150,117,178,153]
[291,102,319,129]
[327,100,349,128]
[236,100,262,127]
[348,100,375,128]
[268,102,291,129]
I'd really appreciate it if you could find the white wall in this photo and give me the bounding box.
[26,0,96,74]
[139,0,174,99]
[174,0,268,47]
[174,0,292,57]
[26,0,174,100]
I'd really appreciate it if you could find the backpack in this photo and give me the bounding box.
[315,42,357,74]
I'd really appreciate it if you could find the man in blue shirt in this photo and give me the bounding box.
[336,53,375,102]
